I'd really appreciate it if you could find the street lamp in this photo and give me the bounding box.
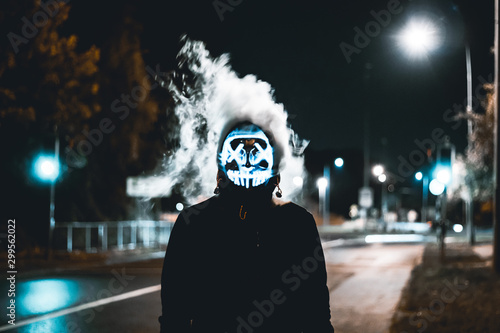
[372,165,387,223]
[415,171,423,181]
[378,174,387,183]
[436,168,451,185]
[396,16,442,59]
[317,177,328,225]
[398,13,476,242]
[372,164,384,177]
[429,179,445,196]
[415,171,430,223]
[33,155,60,182]
[33,136,60,260]
[334,157,344,168]
[293,176,304,188]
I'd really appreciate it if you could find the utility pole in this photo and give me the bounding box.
[465,43,476,245]
[323,164,330,225]
[493,0,499,274]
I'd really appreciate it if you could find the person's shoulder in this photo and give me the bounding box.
[273,199,315,221]
[176,196,219,226]
[273,199,312,216]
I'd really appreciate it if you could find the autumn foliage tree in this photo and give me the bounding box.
[0,0,101,133]
[0,1,170,250]
[451,83,495,231]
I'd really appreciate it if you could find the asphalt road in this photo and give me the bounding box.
[0,259,164,333]
[0,241,425,333]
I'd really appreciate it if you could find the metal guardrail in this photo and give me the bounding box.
[54,220,175,253]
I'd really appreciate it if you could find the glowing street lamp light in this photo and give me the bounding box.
[33,134,60,260]
[293,176,304,188]
[317,177,328,191]
[317,177,328,225]
[429,179,445,196]
[334,157,344,168]
[372,164,384,177]
[378,174,387,183]
[415,171,429,222]
[397,16,442,59]
[33,155,60,182]
[436,168,451,185]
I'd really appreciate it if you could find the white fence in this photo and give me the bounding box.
[54,220,175,253]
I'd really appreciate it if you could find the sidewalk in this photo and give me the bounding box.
[325,244,425,333]
[12,247,166,278]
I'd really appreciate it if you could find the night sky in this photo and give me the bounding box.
[66,0,494,176]
[5,0,494,221]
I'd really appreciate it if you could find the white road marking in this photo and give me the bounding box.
[0,284,161,332]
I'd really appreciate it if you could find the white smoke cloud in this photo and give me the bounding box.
[152,36,309,204]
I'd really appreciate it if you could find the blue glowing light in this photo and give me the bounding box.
[17,279,80,316]
[334,158,344,168]
[415,172,423,181]
[33,155,60,182]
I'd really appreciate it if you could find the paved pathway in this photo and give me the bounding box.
[324,244,425,333]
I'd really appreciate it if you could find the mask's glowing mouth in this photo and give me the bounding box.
[226,169,272,188]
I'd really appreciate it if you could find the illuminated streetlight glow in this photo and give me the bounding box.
[378,174,387,183]
[293,176,304,188]
[334,158,344,168]
[316,177,328,190]
[372,165,384,177]
[436,169,451,185]
[176,203,184,211]
[415,171,423,181]
[397,17,442,58]
[34,155,60,182]
[453,224,464,233]
[429,179,445,196]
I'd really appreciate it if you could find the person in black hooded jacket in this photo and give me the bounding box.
[159,121,334,333]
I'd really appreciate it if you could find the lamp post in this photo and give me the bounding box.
[317,177,328,225]
[372,165,387,222]
[398,14,477,246]
[415,171,429,223]
[33,135,60,260]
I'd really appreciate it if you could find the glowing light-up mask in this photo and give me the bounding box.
[218,126,274,189]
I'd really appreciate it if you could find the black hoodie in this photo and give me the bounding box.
[159,180,335,333]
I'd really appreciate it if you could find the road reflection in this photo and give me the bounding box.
[18,279,81,317]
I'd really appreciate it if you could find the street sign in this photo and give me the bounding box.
[359,187,373,208]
